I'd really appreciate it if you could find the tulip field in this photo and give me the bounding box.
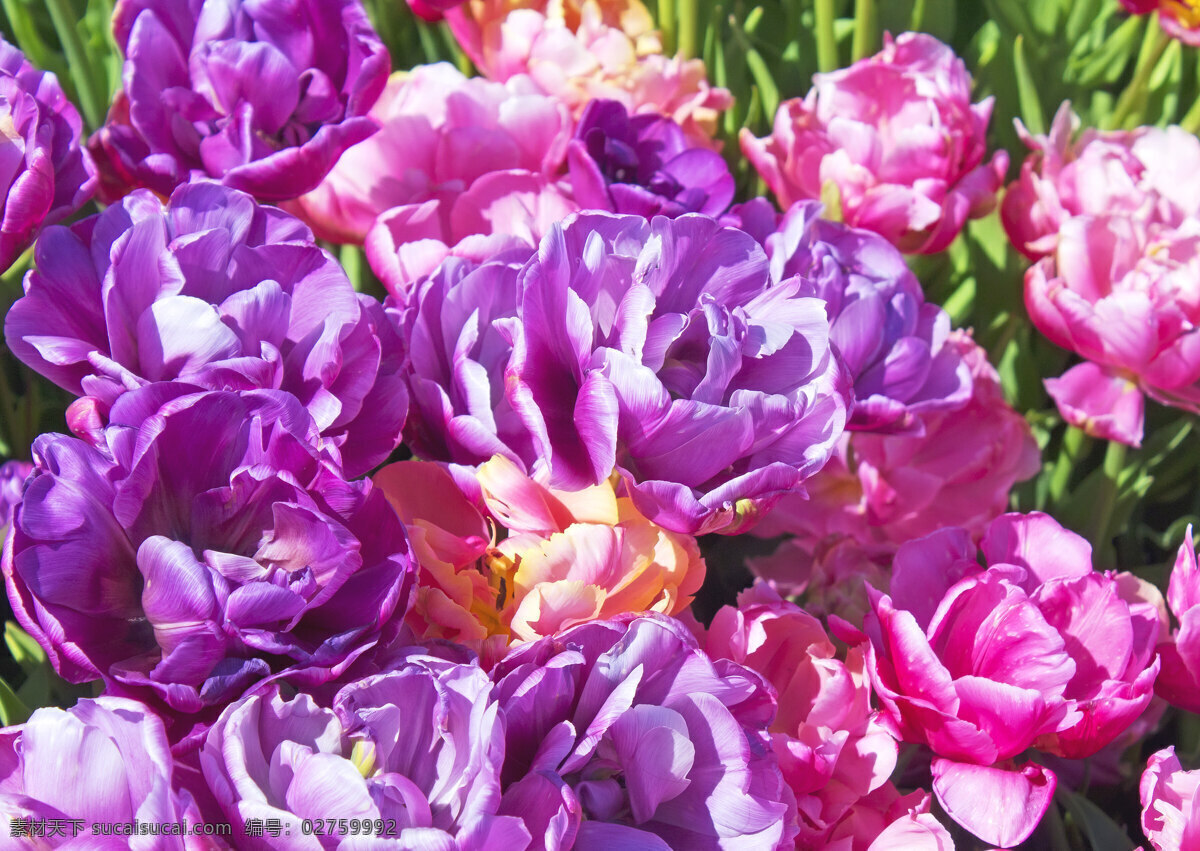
[4,0,1200,847]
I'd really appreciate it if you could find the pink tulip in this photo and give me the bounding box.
[445,0,730,145]
[1141,747,1200,850]
[751,332,1038,625]
[1157,526,1200,713]
[740,33,1007,253]
[701,583,899,847]
[858,513,1161,846]
[292,64,574,244]
[1002,103,1200,259]
[1026,214,1200,447]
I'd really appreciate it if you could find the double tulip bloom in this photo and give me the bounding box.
[0,38,96,272]
[93,0,389,200]
[741,33,1007,254]
[855,513,1162,846]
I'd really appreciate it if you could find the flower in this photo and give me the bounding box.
[1140,747,1200,851]
[491,613,796,848]
[857,513,1161,846]
[92,0,389,200]
[750,331,1039,624]
[3,386,415,714]
[446,0,730,144]
[293,64,574,244]
[1001,104,1200,259]
[200,652,528,849]
[4,182,406,477]
[0,37,96,272]
[374,455,705,648]
[760,202,972,433]
[1157,526,1200,713]
[566,99,735,218]
[740,33,1007,254]
[0,459,31,531]
[1120,0,1200,46]
[0,697,208,846]
[700,582,900,848]
[508,212,852,534]
[1026,214,1200,448]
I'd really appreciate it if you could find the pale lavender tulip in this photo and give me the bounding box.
[201,653,528,849]
[492,614,796,849]
[0,697,211,847]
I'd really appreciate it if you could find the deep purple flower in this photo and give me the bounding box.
[510,213,851,534]
[566,99,735,218]
[3,386,415,714]
[762,202,972,433]
[0,38,96,272]
[201,651,529,849]
[91,0,389,201]
[4,182,405,477]
[491,614,796,849]
[0,697,209,846]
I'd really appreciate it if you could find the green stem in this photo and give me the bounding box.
[814,0,839,72]
[851,0,877,62]
[0,0,55,72]
[1109,20,1170,129]
[340,244,364,293]
[1049,426,1087,505]
[1087,440,1128,552]
[910,0,927,31]
[678,0,698,59]
[45,0,106,129]
[1182,90,1200,135]
[659,0,678,56]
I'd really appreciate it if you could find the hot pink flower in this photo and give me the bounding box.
[1002,104,1200,259]
[1157,526,1200,713]
[445,0,730,145]
[1026,214,1200,447]
[374,455,705,651]
[858,513,1161,846]
[701,582,900,848]
[740,33,1007,254]
[1141,747,1200,850]
[751,332,1039,625]
[292,64,574,244]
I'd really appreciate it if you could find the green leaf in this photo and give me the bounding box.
[1058,788,1136,851]
[0,676,29,726]
[5,621,45,676]
[1012,35,1045,135]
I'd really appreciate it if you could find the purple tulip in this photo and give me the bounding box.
[386,248,537,471]
[4,182,406,477]
[91,0,389,201]
[0,697,209,846]
[566,99,735,218]
[0,38,96,272]
[762,202,972,433]
[509,213,852,534]
[201,653,529,849]
[0,460,31,530]
[4,386,415,714]
[491,614,796,849]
